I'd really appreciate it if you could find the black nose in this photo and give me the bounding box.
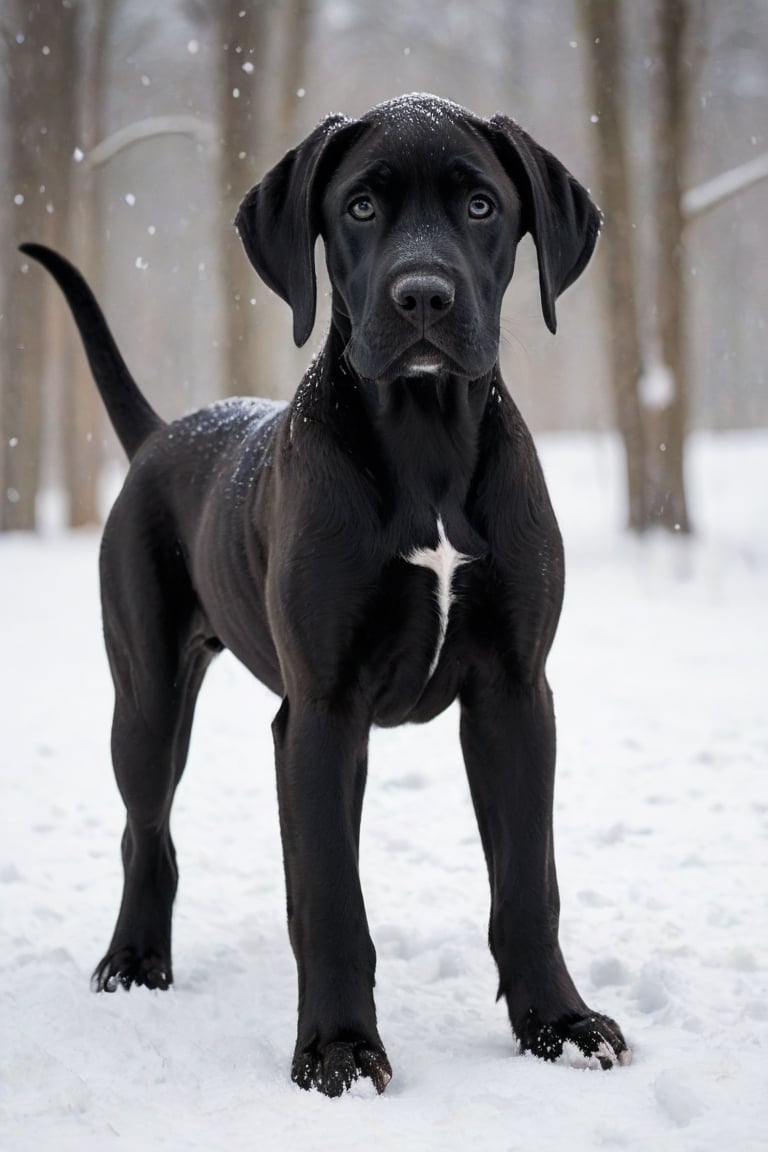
[390,273,455,326]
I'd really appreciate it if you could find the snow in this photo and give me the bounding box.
[639,360,675,410]
[1,431,766,1151]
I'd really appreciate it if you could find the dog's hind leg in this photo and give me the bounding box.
[93,516,216,993]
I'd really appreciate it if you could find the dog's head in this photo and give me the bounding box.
[236,94,600,382]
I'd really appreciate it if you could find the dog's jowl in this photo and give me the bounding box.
[22,93,630,1096]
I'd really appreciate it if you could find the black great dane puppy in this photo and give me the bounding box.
[23,93,630,1095]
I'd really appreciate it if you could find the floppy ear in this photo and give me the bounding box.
[486,114,601,334]
[235,114,362,347]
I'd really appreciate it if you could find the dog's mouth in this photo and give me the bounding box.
[341,309,499,383]
[400,344,449,378]
[360,338,473,384]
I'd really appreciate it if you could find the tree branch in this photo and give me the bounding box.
[682,153,768,220]
[81,115,218,170]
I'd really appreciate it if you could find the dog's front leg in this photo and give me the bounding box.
[271,698,392,1096]
[459,670,630,1068]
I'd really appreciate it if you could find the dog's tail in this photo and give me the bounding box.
[19,243,164,460]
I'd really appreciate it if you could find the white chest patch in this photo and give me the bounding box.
[404,516,473,677]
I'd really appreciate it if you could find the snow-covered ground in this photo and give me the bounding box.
[1,432,766,1151]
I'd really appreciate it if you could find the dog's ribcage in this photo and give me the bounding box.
[403,516,473,677]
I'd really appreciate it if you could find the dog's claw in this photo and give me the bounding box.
[321,1042,359,1097]
[291,1051,317,1093]
[92,948,172,993]
[292,1040,392,1096]
[567,1013,631,1068]
[518,1009,631,1069]
[357,1045,393,1093]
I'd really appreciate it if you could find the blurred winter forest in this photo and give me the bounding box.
[1,0,766,532]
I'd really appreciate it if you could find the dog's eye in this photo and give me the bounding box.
[468,195,494,220]
[348,197,376,222]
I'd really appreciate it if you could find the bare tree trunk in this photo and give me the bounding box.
[212,0,314,401]
[216,0,272,396]
[63,0,115,527]
[648,0,691,532]
[1,0,78,531]
[2,8,47,530]
[578,0,648,530]
[273,0,314,394]
[275,0,311,152]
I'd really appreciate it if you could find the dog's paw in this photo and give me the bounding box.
[92,947,173,993]
[517,1008,631,1069]
[292,1039,392,1097]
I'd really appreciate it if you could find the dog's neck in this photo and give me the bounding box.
[312,326,496,519]
[366,372,490,507]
